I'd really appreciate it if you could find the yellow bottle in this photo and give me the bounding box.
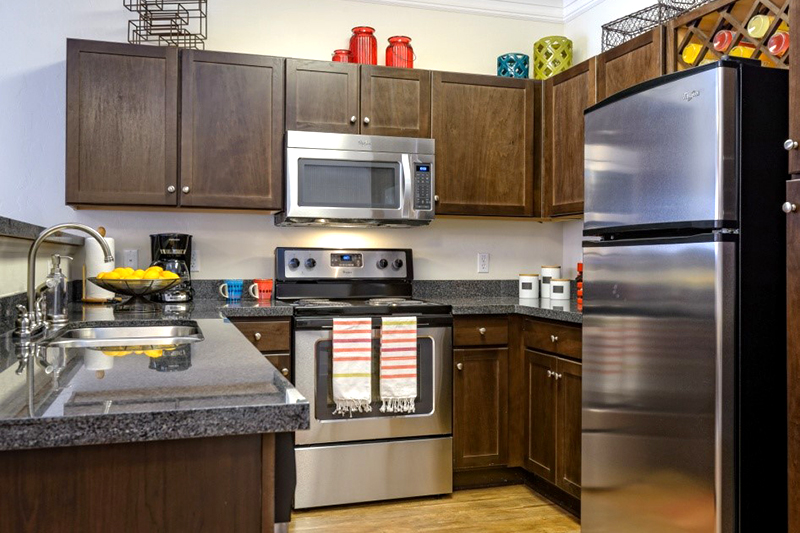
[747,14,789,39]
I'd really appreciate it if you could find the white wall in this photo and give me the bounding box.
[565,0,653,61]
[0,0,567,285]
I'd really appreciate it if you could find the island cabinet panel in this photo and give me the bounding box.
[453,347,509,469]
[180,50,284,210]
[285,59,360,133]
[596,26,665,101]
[66,39,178,206]
[543,58,597,217]
[360,66,431,137]
[524,349,557,481]
[788,178,800,530]
[431,72,536,217]
[0,434,275,533]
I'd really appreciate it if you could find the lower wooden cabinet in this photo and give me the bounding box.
[230,318,293,382]
[523,349,581,497]
[453,347,509,469]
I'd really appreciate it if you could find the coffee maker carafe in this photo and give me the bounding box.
[150,233,194,302]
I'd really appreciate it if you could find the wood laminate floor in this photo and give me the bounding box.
[290,485,581,532]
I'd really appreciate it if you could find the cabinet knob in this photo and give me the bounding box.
[182,186,190,194]
[363,117,370,125]
[785,139,799,151]
[456,362,463,371]
[478,327,487,336]
[547,370,554,378]
[434,195,440,202]
[167,185,176,193]
[254,332,262,341]
[350,116,357,124]
[554,373,563,380]
[281,368,289,377]
[783,202,797,214]
[550,334,559,343]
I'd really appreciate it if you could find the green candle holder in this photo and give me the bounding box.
[533,36,573,80]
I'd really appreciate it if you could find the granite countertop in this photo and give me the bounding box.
[0,301,307,452]
[429,297,582,324]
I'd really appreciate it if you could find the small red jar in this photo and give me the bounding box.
[386,36,414,68]
[332,49,352,63]
[350,26,377,65]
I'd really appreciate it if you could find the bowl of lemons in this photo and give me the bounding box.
[89,266,182,313]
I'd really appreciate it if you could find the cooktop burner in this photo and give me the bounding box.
[288,297,451,317]
[294,299,353,308]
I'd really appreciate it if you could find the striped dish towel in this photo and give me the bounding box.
[332,318,373,416]
[380,316,418,414]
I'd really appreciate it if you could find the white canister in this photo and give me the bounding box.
[519,274,540,299]
[540,266,562,298]
[551,279,571,300]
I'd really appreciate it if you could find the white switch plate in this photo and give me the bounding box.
[191,248,200,272]
[477,252,490,273]
[123,249,139,269]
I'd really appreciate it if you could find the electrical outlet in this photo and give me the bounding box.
[191,248,200,273]
[123,249,139,269]
[477,252,490,273]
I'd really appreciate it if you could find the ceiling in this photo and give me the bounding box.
[347,0,605,23]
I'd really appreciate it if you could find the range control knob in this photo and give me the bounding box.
[305,258,317,269]
[377,259,389,269]
[392,259,404,270]
[288,258,300,269]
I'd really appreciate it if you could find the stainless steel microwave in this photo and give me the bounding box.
[274,131,435,227]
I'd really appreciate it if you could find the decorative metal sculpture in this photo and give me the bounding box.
[124,0,207,49]
[601,0,711,52]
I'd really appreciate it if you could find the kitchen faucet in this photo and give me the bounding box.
[14,223,113,339]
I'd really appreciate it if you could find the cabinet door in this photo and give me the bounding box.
[543,58,597,217]
[788,179,800,531]
[556,358,582,499]
[66,39,178,206]
[524,349,557,482]
[596,27,664,101]
[432,72,535,216]
[453,347,509,469]
[790,2,800,174]
[360,66,431,137]
[286,59,359,133]
[180,51,284,209]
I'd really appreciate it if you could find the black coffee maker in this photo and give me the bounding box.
[150,233,194,302]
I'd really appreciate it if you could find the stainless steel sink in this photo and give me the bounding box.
[43,323,204,349]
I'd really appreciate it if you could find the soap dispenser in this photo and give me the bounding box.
[45,254,73,325]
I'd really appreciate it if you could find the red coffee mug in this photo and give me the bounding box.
[249,279,274,300]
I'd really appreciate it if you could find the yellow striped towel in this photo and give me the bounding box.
[380,316,417,413]
[332,318,373,416]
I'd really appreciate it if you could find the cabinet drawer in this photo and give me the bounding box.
[523,319,581,360]
[454,316,509,346]
[266,354,292,381]
[231,319,291,353]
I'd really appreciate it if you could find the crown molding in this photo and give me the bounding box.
[345,0,606,23]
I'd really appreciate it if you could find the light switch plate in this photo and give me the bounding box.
[477,252,490,273]
[123,249,139,269]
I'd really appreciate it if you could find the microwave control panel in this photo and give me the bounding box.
[414,164,433,211]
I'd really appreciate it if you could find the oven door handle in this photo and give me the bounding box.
[294,316,453,329]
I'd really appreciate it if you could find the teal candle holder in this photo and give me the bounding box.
[497,53,530,78]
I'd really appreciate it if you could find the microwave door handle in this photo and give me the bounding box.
[402,153,413,217]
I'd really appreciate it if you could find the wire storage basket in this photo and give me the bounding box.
[602,0,713,51]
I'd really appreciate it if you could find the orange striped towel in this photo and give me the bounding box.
[332,318,373,416]
[380,316,417,413]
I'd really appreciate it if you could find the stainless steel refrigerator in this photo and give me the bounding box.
[582,59,788,532]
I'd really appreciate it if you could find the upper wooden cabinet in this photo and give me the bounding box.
[180,50,284,210]
[596,27,665,101]
[285,60,431,137]
[66,39,178,207]
[432,72,537,217]
[543,58,597,217]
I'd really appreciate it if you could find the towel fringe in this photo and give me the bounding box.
[379,397,416,414]
[333,398,373,417]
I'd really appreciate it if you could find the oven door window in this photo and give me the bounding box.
[297,159,402,209]
[315,337,434,420]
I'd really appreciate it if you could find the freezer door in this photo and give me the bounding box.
[582,235,735,533]
[584,64,737,234]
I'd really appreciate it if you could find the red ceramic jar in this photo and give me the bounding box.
[386,36,414,68]
[350,26,377,65]
[332,49,352,63]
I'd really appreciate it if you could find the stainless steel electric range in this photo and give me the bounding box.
[274,248,453,509]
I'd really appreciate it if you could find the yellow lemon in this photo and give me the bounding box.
[103,271,121,280]
[160,271,180,280]
[96,272,106,279]
[143,270,161,280]
[146,265,164,273]
[123,267,135,275]
[132,269,145,279]
[144,349,163,358]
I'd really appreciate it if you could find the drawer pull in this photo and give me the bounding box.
[281,368,290,377]
[478,327,487,336]
[254,332,262,341]
[550,334,559,343]
[456,362,464,371]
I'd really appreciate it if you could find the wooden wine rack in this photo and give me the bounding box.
[666,0,789,72]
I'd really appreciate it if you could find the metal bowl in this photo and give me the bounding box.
[88,277,181,297]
